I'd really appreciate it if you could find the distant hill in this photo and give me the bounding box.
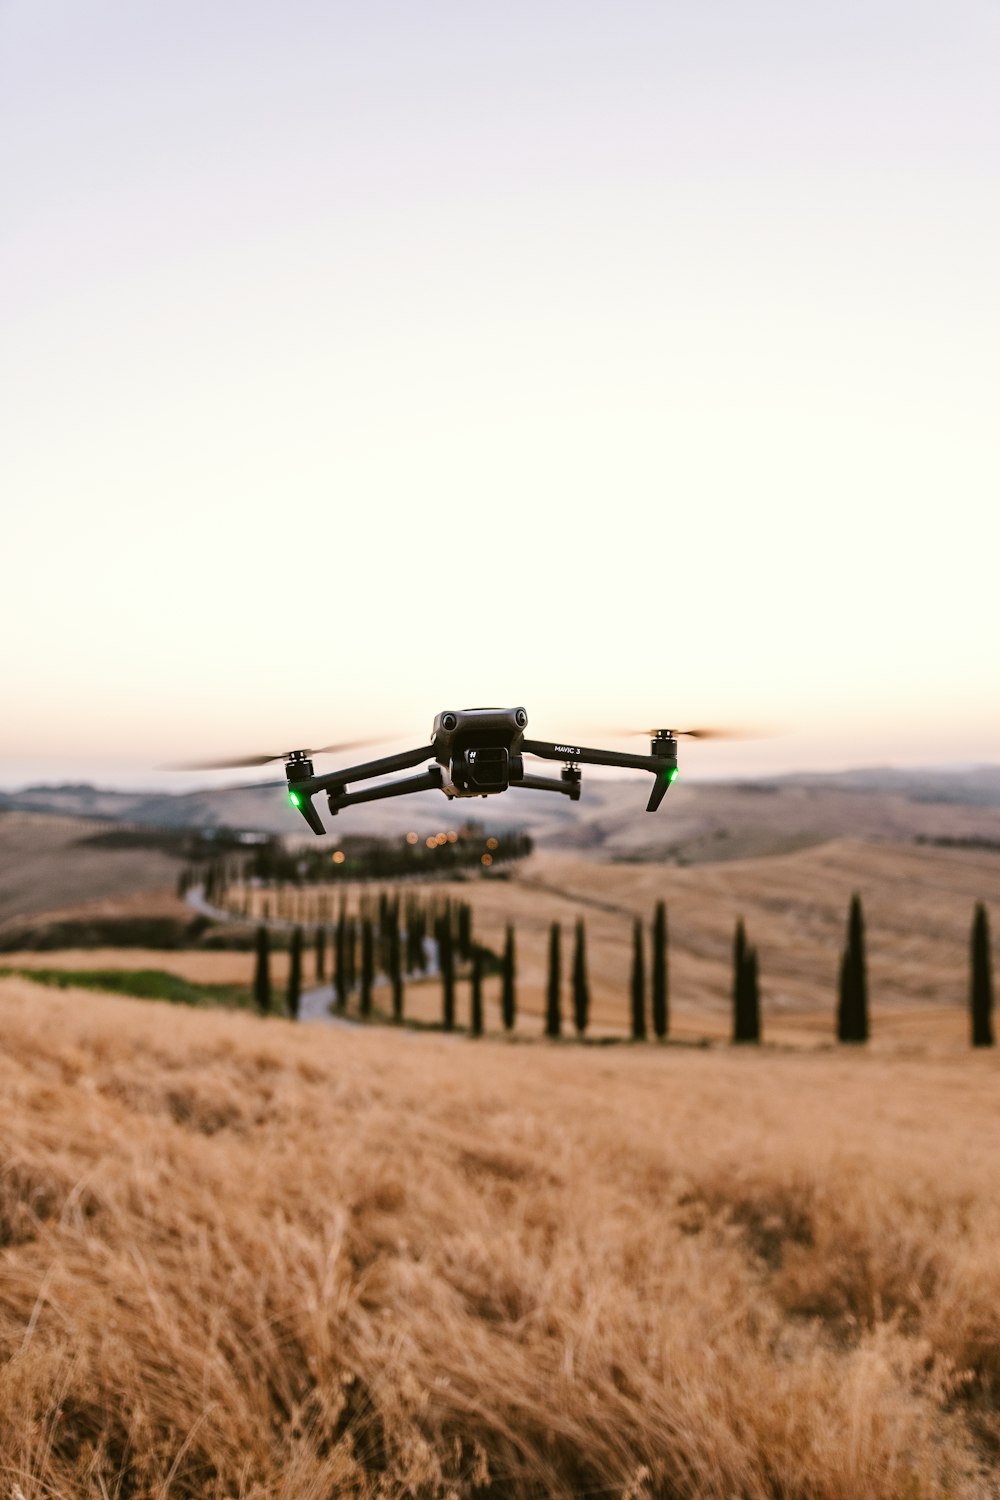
[773,765,1000,806]
[0,810,192,931]
[2,765,1000,864]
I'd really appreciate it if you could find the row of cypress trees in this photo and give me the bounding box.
[252,892,500,1025]
[252,891,996,1047]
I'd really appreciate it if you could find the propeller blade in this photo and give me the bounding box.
[667,727,750,741]
[620,725,778,742]
[163,737,383,771]
[165,752,290,770]
[307,737,385,757]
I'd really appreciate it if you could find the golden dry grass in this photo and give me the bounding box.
[3,975,1000,1497]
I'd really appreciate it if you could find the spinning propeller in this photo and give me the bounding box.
[610,725,776,742]
[165,738,380,771]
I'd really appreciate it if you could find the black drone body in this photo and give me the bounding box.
[282,708,679,836]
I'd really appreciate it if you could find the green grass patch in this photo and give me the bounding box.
[0,966,254,1010]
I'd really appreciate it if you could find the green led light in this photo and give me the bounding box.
[668,768,679,783]
[288,790,301,808]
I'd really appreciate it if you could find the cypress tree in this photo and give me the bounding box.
[836,947,853,1042]
[253,925,271,1016]
[545,922,562,1038]
[334,912,347,1010]
[734,936,761,1044]
[405,897,417,972]
[501,924,516,1032]
[572,917,590,1037]
[732,919,753,1042]
[733,916,746,1003]
[651,900,669,1040]
[470,946,483,1037]
[375,891,387,972]
[411,901,427,973]
[315,925,326,982]
[747,947,761,1042]
[287,926,303,1020]
[346,918,357,995]
[850,893,869,1042]
[630,917,646,1040]
[837,893,869,1043]
[360,918,374,1017]
[390,894,401,971]
[379,891,398,973]
[458,901,472,961]
[970,902,994,1047]
[439,914,455,1031]
[390,915,404,1023]
[403,896,416,972]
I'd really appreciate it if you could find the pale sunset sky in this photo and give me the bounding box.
[2,1,997,788]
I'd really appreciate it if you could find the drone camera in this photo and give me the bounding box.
[461,746,508,791]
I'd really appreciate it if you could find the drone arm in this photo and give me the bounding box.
[301,744,437,796]
[326,766,444,815]
[512,773,580,800]
[521,738,678,812]
[521,738,670,775]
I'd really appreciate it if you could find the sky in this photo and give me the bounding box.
[2,0,998,790]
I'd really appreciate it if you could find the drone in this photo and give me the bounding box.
[180,708,734,836]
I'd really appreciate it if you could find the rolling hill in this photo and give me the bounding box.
[3,765,1000,859]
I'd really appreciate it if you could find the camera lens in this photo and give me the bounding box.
[442,713,458,732]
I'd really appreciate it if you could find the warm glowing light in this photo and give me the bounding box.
[481,853,493,866]
[405,831,419,845]
[435,833,448,846]
[486,836,498,850]
[425,836,437,849]
[446,831,458,843]
[331,850,346,864]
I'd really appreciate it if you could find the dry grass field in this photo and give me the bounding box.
[2,975,1000,1498]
